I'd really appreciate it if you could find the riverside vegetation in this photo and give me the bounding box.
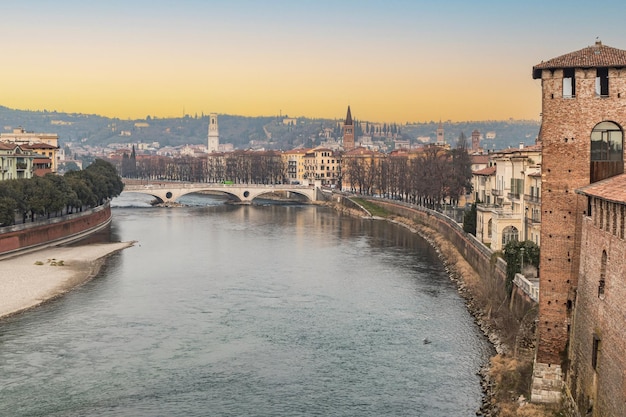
[0,159,123,227]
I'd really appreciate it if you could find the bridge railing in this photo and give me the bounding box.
[123,181,316,190]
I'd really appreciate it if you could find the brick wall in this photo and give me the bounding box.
[536,67,626,368]
[567,203,626,416]
[0,204,112,258]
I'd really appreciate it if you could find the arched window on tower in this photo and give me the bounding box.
[598,250,607,299]
[590,121,623,183]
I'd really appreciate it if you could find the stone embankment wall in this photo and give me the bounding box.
[0,204,112,259]
[357,199,535,320]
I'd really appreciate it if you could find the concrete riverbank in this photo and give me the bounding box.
[0,241,134,320]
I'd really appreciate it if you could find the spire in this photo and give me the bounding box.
[345,106,353,126]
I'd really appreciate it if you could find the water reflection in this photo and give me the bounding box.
[0,193,491,417]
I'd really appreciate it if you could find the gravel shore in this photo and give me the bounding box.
[0,242,134,319]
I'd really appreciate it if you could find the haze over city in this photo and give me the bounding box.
[2,0,624,123]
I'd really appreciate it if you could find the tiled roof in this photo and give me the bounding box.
[576,174,626,204]
[473,166,496,176]
[471,154,489,164]
[0,142,17,150]
[533,41,626,79]
[21,143,58,150]
[343,146,381,156]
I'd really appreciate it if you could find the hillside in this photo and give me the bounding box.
[0,106,540,151]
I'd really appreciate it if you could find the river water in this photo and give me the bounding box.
[0,193,492,417]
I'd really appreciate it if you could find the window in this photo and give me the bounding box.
[596,68,609,96]
[613,203,618,235]
[591,121,623,161]
[598,250,607,299]
[502,226,519,246]
[563,68,576,97]
[621,205,625,239]
[592,335,601,370]
[510,178,523,198]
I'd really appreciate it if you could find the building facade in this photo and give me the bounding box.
[0,143,36,180]
[530,41,626,406]
[281,149,308,184]
[302,147,341,187]
[0,127,59,173]
[473,144,542,251]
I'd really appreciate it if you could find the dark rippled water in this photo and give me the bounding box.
[0,193,492,416]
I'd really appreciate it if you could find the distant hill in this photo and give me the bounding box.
[0,105,540,151]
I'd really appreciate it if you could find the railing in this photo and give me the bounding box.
[524,194,541,203]
[360,195,539,305]
[513,273,539,302]
[493,209,520,219]
[507,192,521,201]
[491,188,503,196]
[525,217,541,226]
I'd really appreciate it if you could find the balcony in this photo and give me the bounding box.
[525,216,541,226]
[491,188,503,196]
[508,192,521,201]
[524,194,541,203]
[493,209,521,220]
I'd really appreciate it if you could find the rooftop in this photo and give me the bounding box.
[576,173,626,204]
[473,166,496,176]
[533,40,626,79]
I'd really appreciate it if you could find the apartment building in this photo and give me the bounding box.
[473,144,542,250]
[0,143,36,180]
[303,147,341,187]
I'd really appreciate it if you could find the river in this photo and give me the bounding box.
[0,193,492,417]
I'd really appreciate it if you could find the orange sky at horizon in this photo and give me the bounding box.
[1,1,621,124]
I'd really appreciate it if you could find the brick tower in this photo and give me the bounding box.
[471,129,480,152]
[342,106,355,150]
[436,120,445,145]
[530,41,626,403]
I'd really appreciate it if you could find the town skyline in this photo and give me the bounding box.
[2,1,623,123]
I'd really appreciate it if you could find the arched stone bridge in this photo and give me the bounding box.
[121,180,320,204]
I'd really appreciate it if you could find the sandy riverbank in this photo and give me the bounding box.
[0,241,134,319]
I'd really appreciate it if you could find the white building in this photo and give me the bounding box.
[207,113,220,153]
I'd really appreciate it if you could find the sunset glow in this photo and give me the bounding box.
[2,0,623,122]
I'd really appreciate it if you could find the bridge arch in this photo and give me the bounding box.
[121,181,319,204]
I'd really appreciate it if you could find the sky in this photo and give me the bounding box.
[1,0,625,123]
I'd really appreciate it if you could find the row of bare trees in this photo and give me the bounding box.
[121,150,286,184]
[117,134,473,207]
[343,134,473,208]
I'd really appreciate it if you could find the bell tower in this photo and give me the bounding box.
[207,113,219,153]
[342,106,355,150]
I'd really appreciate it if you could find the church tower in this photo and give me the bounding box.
[207,113,219,153]
[471,129,480,152]
[342,106,355,150]
[436,121,445,145]
[530,41,626,403]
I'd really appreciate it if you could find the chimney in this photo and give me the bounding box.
[519,142,525,149]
